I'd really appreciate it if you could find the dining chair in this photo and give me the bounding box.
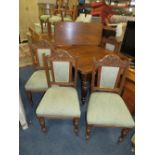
[25,41,55,104]
[39,3,53,33]
[36,49,81,134]
[86,54,134,142]
[61,9,75,22]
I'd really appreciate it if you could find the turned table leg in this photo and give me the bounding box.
[81,74,89,104]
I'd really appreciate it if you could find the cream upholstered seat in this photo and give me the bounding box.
[36,49,81,135]
[86,54,134,142]
[40,15,50,22]
[63,15,72,22]
[48,14,62,24]
[36,87,80,117]
[87,92,134,127]
[25,70,48,91]
[25,70,53,91]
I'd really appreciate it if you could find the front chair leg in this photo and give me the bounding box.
[86,125,91,141]
[73,118,80,135]
[118,128,130,143]
[26,91,33,105]
[40,20,43,33]
[37,117,47,133]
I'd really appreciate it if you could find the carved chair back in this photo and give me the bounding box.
[102,36,119,52]
[61,9,75,21]
[100,27,120,52]
[91,54,129,95]
[55,0,69,9]
[43,49,78,88]
[29,40,55,70]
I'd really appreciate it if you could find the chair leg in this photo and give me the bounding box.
[73,118,80,135]
[47,22,52,38]
[26,91,33,104]
[86,124,91,141]
[118,128,130,143]
[40,20,43,33]
[37,117,47,133]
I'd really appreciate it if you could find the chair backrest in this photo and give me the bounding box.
[102,36,119,52]
[91,54,129,95]
[38,3,54,17]
[56,0,69,9]
[61,9,74,21]
[29,40,55,70]
[43,49,78,88]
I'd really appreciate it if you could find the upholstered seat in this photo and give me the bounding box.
[63,16,73,22]
[25,70,50,91]
[40,15,50,22]
[48,15,62,24]
[131,134,135,145]
[87,92,134,128]
[36,86,80,117]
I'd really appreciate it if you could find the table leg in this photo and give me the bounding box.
[81,74,89,104]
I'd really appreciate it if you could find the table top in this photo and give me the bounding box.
[54,22,103,46]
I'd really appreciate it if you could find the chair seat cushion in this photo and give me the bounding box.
[87,92,134,128]
[63,16,72,22]
[49,15,62,23]
[40,15,50,22]
[131,134,135,145]
[25,70,48,91]
[36,87,81,118]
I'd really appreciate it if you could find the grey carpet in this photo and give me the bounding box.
[19,66,134,155]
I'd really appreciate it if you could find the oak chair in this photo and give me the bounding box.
[36,49,81,135]
[39,0,65,33]
[25,41,55,104]
[39,3,54,33]
[86,54,134,142]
